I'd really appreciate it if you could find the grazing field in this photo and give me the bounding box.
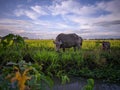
[0,39,120,89]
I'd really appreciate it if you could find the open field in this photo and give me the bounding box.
[0,39,120,89]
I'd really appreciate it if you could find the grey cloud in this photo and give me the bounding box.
[0,28,56,39]
[0,29,14,36]
[80,31,120,39]
[0,29,36,39]
[94,20,120,26]
[71,29,95,35]
[84,35,120,39]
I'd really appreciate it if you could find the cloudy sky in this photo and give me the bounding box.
[0,0,120,39]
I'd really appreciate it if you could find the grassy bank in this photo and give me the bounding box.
[0,39,120,89]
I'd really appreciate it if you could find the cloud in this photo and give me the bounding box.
[59,0,120,35]
[31,5,48,15]
[49,0,103,16]
[0,29,14,36]
[14,0,120,21]
[0,19,29,34]
[94,20,120,26]
[49,0,119,17]
[0,18,72,39]
[14,9,39,20]
[49,0,81,15]
[14,5,48,20]
[25,10,39,20]
[98,0,120,14]
[1,0,120,39]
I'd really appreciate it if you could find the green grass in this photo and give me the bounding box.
[0,39,120,86]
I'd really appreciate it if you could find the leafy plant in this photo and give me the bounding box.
[82,78,94,90]
[61,75,70,85]
[1,33,25,48]
[0,37,120,90]
[10,66,32,90]
[2,60,54,90]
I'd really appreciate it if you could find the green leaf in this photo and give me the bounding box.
[61,75,70,85]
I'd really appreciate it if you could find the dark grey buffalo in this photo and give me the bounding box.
[53,33,83,52]
[102,41,110,51]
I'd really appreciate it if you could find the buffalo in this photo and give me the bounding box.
[102,41,110,51]
[53,33,83,52]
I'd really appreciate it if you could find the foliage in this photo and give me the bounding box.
[1,60,54,90]
[82,78,94,90]
[0,34,120,89]
[1,33,15,47]
[61,75,70,85]
[0,74,12,90]
[10,66,32,90]
[1,33,25,48]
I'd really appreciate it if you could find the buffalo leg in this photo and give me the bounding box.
[77,45,80,50]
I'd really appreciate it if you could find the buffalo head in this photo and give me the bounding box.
[53,40,62,52]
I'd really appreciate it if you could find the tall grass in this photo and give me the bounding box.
[0,39,120,85]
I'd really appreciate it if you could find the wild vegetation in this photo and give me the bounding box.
[0,34,120,90]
